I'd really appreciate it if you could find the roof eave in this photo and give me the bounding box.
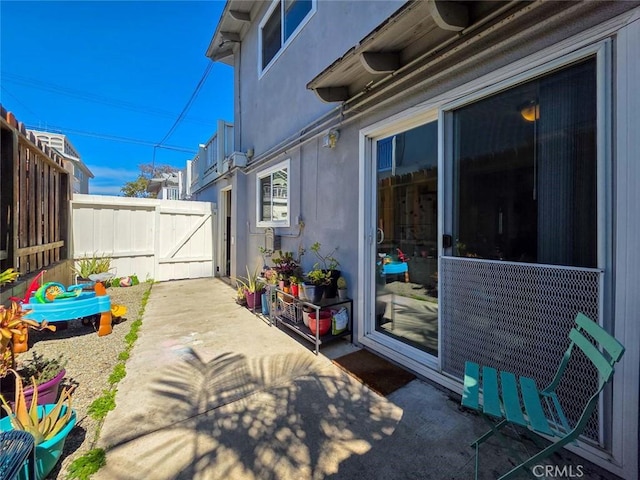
[306,0,524,104]
[205,0,255,64]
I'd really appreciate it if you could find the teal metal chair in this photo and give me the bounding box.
[461,312,625,479]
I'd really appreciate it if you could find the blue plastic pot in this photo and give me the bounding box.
[0,405,77,480]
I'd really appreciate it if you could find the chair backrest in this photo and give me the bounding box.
[570,312,625,386]
[546,313,625,395]
[544,313,625,436]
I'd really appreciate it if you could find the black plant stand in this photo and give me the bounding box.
[268,287,352,355]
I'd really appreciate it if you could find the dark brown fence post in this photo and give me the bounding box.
[1,106,71,277]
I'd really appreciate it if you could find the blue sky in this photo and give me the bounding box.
[1,0,233,195]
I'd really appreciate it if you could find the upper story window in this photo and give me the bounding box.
[257,159,290,227]
[259,0,315,74]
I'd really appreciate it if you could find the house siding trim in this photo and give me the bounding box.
[612,14,640,480]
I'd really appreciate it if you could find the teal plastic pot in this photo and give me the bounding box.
[0,405,77,480]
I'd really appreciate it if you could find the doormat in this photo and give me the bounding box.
[332,349,416,396]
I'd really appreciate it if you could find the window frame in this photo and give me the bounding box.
[441,41,611,271]
[256,159,291,227]
[258,0,316,77]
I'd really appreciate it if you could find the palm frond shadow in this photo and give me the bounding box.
[103,349,402,479]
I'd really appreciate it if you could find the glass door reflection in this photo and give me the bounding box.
[375,121,439,357]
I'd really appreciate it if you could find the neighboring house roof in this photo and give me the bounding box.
[28,128,94,178]
[52,149,95,178]
[147,172,180,194]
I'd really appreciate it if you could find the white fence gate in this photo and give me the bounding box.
[71,195,216,282]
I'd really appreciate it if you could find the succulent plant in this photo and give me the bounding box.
[1,302,56,378]
[16,352,66,386]
[0,268,20,286]
[0,369,74,445]
[337,276,347,289]
[71,254,113,279]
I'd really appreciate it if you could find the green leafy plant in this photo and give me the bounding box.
[1,302,56,378]
[309,242,340,271]
[108,362,126,385]
[235,286,247,305]
[16,352,66,386]
[234,265,266,294]
[88,389,116,421]
[271,250,303,281]
[67,281,152,478]
[71,254,113,279]
[305,265,331,286]
[0,370,74,445]
[0,267,20,286]
[66,448,106,480]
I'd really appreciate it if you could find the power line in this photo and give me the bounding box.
[25,123,197,153]
[1,86,40,117]
[2,71,216,126]
[155,62,213,147]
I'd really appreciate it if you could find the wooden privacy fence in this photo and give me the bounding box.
[71,195,216,282]
[0,106,70,275]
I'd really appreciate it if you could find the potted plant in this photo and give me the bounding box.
[15,352,67,406]
[71,253,113,290]
[309,242,341,298]
[0,370,77,480]
[271,250,303,290]
[304,265,331,304]
[1,269,57,384]
[234,266,266,310]
[289,276,300,298]
[337,276,348,300]
[235,286,247,306]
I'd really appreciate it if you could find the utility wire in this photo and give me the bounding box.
[155,62,213,147]
[25,123,196,153]
[1,86,40,117]
[2,71,216,126]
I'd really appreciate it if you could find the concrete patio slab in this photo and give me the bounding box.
[96,278,621,480]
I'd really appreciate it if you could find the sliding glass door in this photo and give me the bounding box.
[375,120,439,356]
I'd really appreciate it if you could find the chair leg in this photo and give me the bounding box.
[472,418,509,447]
[470,419,508,480]
[498,436,573,480]
[473,418,542,480]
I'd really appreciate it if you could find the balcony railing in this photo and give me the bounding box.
[190,120,234,193]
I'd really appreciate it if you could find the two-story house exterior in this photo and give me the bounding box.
[202,1,640,477]
[28,129,93,194]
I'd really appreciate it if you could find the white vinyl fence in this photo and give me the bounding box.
[71,195,216,282]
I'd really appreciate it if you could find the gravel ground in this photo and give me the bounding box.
[19,282,152,479]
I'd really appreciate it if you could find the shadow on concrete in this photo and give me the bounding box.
[99,349,402,479]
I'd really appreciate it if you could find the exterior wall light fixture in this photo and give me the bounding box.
[322,129,340,148]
